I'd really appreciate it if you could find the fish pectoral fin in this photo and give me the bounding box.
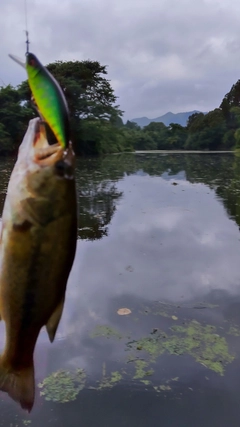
[46,299,65,343]
[22,197,54,225]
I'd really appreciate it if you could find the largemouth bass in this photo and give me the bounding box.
[0,117,77,411]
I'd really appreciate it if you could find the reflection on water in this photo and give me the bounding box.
[76,160,123,240]
[2,153,240,426]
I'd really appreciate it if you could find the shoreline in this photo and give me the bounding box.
[134,150,234,154]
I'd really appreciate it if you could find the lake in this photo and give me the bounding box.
[1,152,240,426]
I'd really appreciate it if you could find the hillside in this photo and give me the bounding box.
[131,111,204,128]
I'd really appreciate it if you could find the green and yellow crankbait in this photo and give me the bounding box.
[9,46,70,149]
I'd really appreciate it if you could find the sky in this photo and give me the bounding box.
[1,0,240,120]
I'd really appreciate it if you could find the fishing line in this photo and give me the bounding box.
[24,0,30,53]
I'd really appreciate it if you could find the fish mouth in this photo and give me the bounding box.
[33,119,63,166]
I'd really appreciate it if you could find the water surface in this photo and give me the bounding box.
[1,153,240,426]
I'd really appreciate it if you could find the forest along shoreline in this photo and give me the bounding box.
[1,60,240,156]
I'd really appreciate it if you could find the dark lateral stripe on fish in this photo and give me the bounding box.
[13,220,37,330]
[21,244,41,329]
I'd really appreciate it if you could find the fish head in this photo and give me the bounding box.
[15,117,75,201]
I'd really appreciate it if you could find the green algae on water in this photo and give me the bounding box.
[127,320,234,375]
[153,377,179,393]
[133,360,154,380]
[97,363,123,389]
[141,305,173,318]
[228,326,240,336]
[142,301,219,316]
[141,379,151,385]
[90,325,123,340]
[158,385,171,391]
[38,369,86,403]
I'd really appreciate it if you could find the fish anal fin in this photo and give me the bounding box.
[0,357,35,412]
[46,299,65,343]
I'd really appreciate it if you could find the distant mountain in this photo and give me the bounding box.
[131,111,204,128]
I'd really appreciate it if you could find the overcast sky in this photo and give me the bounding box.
[1,0,240,120]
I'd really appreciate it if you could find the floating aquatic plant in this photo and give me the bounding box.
[90,325,123,339]
[96,363,123,389]
[228,326,240,336]
[38,369,86,403]
[127,320,234,376]
[133,360,154,380]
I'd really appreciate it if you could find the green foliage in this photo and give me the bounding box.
[0,60,127,155]
[222,129,235,149]
[142,122,169,149]
[0,85,34,154]
[234,129,240,149]
[167,123,187,149]
[129,79,240,151]
[0,123,12,155]
[18,60,125,155]
[125,120,140,130]
[2,63,240,154]
[220,80,240,110]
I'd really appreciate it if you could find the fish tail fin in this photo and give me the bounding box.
[0,356,35,412]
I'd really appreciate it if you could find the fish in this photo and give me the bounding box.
[0,117,77,412]
[9,52,70,149]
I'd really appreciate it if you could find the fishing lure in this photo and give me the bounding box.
[9,43,70,149]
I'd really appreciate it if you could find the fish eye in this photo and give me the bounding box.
[55,160,73,178]
[55,160,66,176]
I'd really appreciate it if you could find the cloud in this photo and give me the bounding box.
[1,0,240,118]
[62,173,240,311]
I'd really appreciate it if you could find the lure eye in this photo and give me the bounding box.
[29,59,36,67]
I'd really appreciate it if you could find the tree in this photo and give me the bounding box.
[220,82,240,129]
[222,129,235,149]
[133,133,157,150]
[0,85,34,154]
[125,120,140,130]
[234,129,240,149]
[167,123,187,149]
[220,80,240,110]
[18,60,124,155]
[186,112,205,130]
[143,122,169,149]
[4,64,240,155]
[185,109,226,150]
[0,123,12,155]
